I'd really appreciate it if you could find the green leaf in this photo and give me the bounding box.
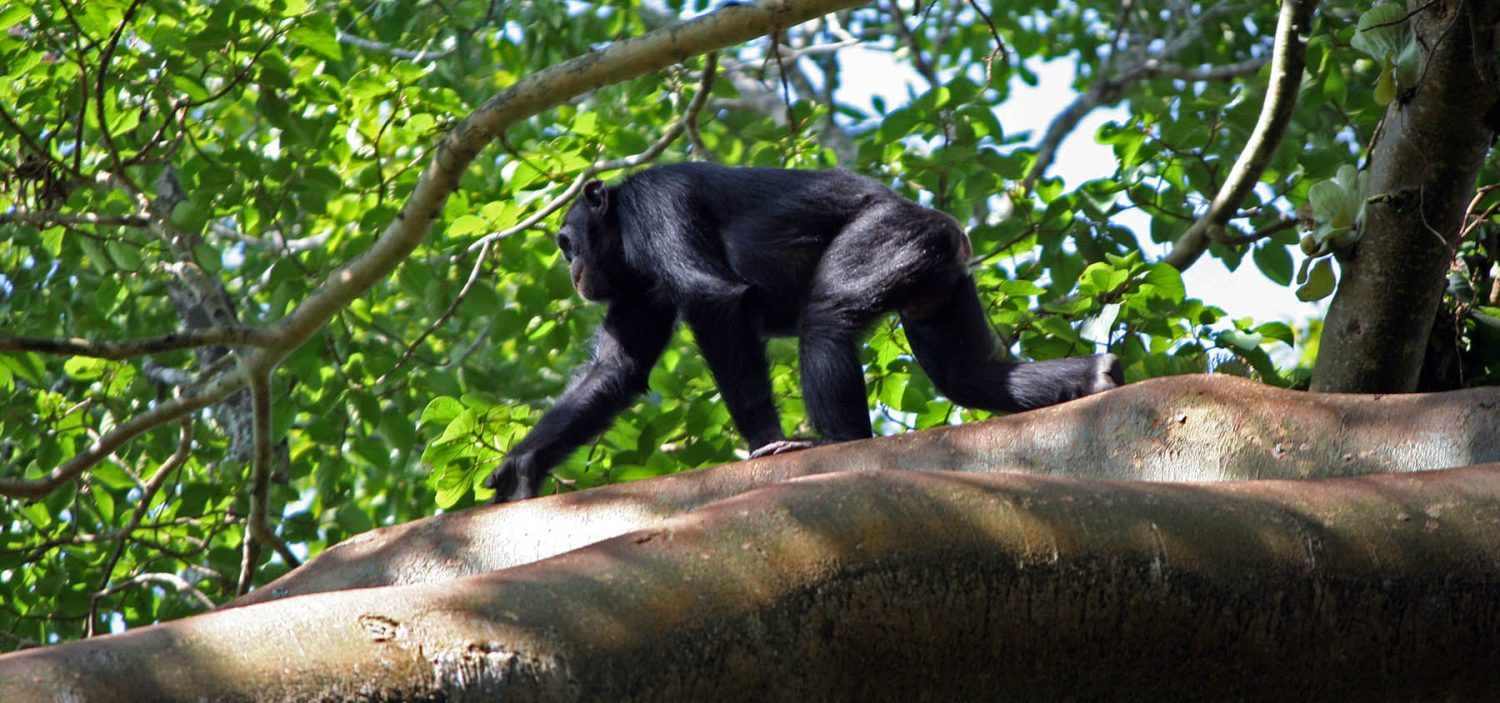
[448,214,489,238]
[1218,329,1264,351]
[0,4,30,31]
[63,357,108,381]
[93,486,116,522]
[289,15,343,62]
[1394,37,1421,90]
[105,241,142,271]
[335,503,374,534]
[1252,242,1294,287]
[1295,257,1337,301]
[1351,4,1407,62]
[1253,322,1296,346]
[40,227,64,258]
[1138,263,1186,304]
[420,397,465,426]
[1374,63,1397,106]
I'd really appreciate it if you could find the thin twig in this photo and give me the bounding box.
[376,240,491,386]
[964,0,1009,86]
[0,327,278,360]
[91,572,215,611]
[0,368,245,499]
[1460,183,1500,240]
[88,420,194,637]
[93,0,147,177]
[466,51,720,254]
[0,210,149,228]
[336,30,455,62]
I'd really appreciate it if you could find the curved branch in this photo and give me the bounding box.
[14,463,1500,700]
[0,368,246,500]
[468,50,720,254]
[262,0,858,378]
[1022,59,1266,192]
[91,572,215,611]
[0,211,149,228]
[0,327,279,360]
[1211,214,1299,247]
[238,372,298,596]
[335,31,455,62]
[233,375,1500,605]
[90,419,194,636]
[384,54,725,384]
[1162,0,1318,270]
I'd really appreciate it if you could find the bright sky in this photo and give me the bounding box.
[837,47,1325,327]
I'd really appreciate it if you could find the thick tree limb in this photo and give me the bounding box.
[1162,0,1317,270]
[233,375,1500,605]
[7,464,1500,700]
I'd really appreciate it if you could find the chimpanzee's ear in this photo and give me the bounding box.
[583,180,607,212]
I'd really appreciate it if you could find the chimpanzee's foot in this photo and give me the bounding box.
[1091,353,1124,394]
[749,439,832,459]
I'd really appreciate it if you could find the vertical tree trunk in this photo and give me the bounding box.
[1311,2,1500,392]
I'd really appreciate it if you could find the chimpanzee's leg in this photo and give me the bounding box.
[901,276,1122,411]
[790,199,973,445]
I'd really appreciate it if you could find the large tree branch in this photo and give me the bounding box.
[232,375,1500,606]
[1162,0,1317,270]
[7,463,1500,700]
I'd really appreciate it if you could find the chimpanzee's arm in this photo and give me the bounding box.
[684,295,785,453]
[486,297,676,502]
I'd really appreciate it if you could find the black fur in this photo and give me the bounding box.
[485,163,1122,502]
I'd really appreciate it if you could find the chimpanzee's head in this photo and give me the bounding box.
[555,180,624,302]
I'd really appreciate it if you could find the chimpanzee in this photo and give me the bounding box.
[485,163,1122,502]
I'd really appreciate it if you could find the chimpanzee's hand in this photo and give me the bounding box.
[485,453,544,504]
[748,439,833,459]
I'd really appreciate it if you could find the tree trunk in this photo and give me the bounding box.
[233,375,1500,606]
[4,466,1500,701]
[1311,1,1500,392]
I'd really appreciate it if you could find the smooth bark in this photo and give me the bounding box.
[5,465,1499,701]
[233,375,1500,605]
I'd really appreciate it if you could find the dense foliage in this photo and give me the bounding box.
[1,0,1495,648]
